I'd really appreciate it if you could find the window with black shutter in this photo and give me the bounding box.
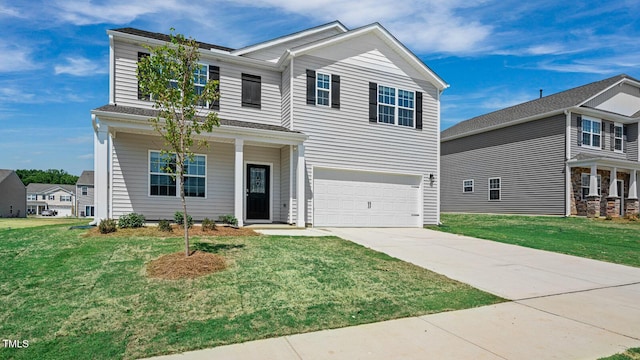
[209,65,220,110]
[242,73,261,108]
[137,52,150,100]
[306,69,340,108]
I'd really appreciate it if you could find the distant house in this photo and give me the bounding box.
[441,74,640,218]
[0,169,26,218]
[76,170,94,217]
[26,184,76,216]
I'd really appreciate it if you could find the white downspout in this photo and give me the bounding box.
[564,109,572,216]
[109,35,115,105]
[436,88,442,225]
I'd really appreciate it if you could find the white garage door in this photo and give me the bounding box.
[313,168,422,227]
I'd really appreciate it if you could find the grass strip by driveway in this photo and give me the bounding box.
[428,214,640,267]
[0,217,88,229]
[600,347,640,360]
[0,223,502,360]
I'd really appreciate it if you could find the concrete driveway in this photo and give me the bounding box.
[147,227,640,360]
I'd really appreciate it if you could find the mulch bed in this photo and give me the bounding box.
[86,224,259,237]
[147,251,227,279]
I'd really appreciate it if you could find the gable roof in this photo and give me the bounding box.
[0,169,14,184]
[27,183,76,195]
[111,28,234,52]
[282,22,448,91]
[442,74,638,141]
[232,21,347,56]
[77,171,94,186]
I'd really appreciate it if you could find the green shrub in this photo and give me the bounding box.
[218,214,238,227]
[158,219,172,232]
[174,211,193,228]
[98,219,117,234]
[605,215,613,221]
[118,213,146,228]
[202,217,216,231]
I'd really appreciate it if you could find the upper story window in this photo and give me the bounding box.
[48,195,55,200]
[463,179,474,193]
[194,64,208,107]
[306,70,340,109]
[614,123,623,152]
[369,82,421,129]
[581,117,601,149]
[149,151,206,198]
[488,178,501,201]
[581,173,601,199]
[60,195,72,202]
[242,73,261,109]
[81,186,88,196]
[27,194,37,201]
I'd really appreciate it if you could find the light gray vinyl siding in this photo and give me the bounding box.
[441,115,566,214]
[240,28,344,62]
[627,123,638,161]
[570,113,628,160]
[281,64,291,129]
[113,40,282,126]
[111,132,281,221]
[292,33,440,225]
[76,186,94,213]
[583,83,639,108]
[0,173,26,218]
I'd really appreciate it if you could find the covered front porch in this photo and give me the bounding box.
[568,157,640,218]
[92,106,308,227]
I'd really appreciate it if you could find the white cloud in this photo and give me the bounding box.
[0,83,91,104]
[78,154,93,160]
[0,41,38,72]
[54,57,107,76]
[0,4,22,18]
[52,0,174,25]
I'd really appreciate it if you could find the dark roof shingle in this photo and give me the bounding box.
[442,74,636,140]
[77,171,94,186]
[112,28,234,52]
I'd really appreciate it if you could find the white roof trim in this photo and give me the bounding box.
[231,21,348,56]
[567,157,640,171]
[282,23,448,91]
[576,77,640,107]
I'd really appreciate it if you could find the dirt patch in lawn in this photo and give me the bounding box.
[147,251,227,279]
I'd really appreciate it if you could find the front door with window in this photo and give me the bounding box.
[246,164,270,220]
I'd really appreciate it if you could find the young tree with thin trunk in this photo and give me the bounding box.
[137,29,220,257]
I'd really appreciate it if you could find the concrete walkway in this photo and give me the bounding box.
[145,228,640,360]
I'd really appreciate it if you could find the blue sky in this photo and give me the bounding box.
[1,0,639,175]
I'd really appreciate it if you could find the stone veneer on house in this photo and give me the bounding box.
[570,167,630,217]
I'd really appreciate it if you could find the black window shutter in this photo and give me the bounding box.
[601,121,606,149]
[137,52,150,100]
[242,73,261,108]
[577,115,582,146]
[416,92,423,130]
[369,82,377,123]
[209,65,220,110]
[331,75,340,109]
[306,70,316,105]
[610,123,615,151]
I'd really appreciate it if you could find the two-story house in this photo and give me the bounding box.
[26,183,76,216]
[76,170,95,217]
[0,169,26,218]
[91,21,447,227]
[441,74,640,218]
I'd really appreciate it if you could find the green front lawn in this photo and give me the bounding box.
[0,217,88,229]
[600,348,640,360]
[0,223,502,359]
[429,214,640,267]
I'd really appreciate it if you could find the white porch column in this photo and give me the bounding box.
[234,139,244,227]
[93,118,109,223]
[608,167,618,197]
[296,144,306,228]
[630,170,638,199]
[588,164,599,197]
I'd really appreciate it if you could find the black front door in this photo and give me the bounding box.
[246,164,270,220]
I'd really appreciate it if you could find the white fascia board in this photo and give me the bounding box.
[231,21,348,56]
[286,23,449,91]
[576,77,640,107]
[567,157,640,171]
[570,106,640,124]
[92,110,308,145]
[107,30,280,71]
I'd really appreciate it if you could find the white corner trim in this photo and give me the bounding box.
[109,35,115,105]
[436,88,441,225]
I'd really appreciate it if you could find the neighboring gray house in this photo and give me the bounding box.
[91,22,447,227]
[26,184,76,216]
[76,170,94,217]
[441,74,640,218]
[0,169,26,218]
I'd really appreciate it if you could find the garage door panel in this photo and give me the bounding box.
[314,168,422,227]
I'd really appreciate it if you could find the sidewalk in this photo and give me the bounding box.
[145,228,640,360]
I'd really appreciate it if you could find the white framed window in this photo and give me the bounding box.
[614,123,623,152]
[60,195,72,202]
[463,179,474,193]
[27,194,37,201]
[193,64,208,107]
[149,151,206,198]
[81,186,88,196]
[378,85,415,127]
[581,117,601,149]
[488,178,501,201]
[581,173,601,199]
[48,195,55,200]
[316,73,330,106]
